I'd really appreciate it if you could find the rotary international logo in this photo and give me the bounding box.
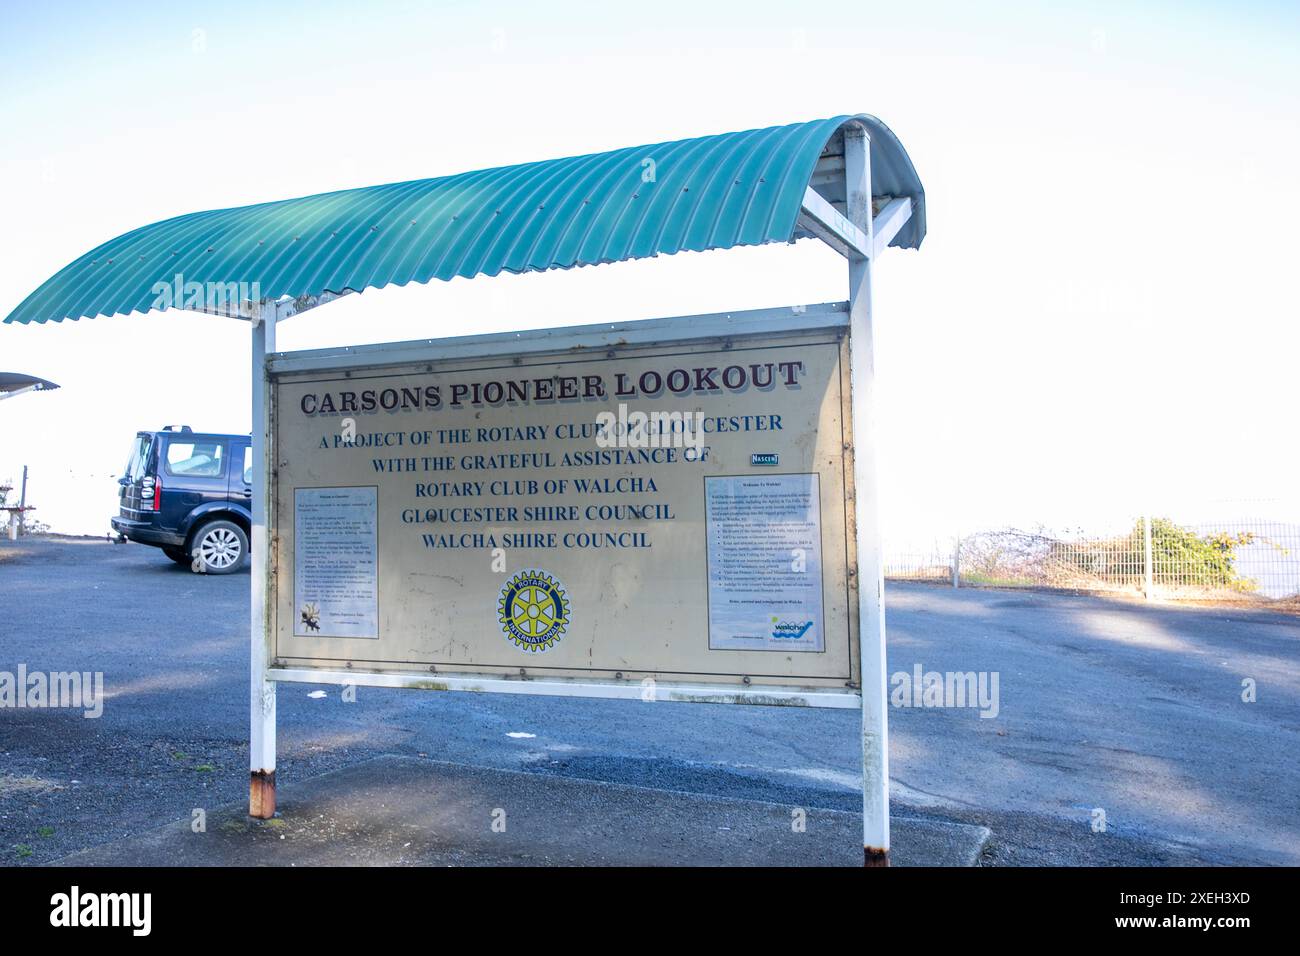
[499,570,570,652]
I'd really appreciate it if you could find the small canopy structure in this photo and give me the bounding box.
[3,115,923,325]
[0,372,59,401]
[4,113,924,863]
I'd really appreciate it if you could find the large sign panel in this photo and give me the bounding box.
[270,326,858,691]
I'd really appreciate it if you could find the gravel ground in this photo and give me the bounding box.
[2,535,1297,866]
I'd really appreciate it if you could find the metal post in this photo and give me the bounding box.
[249,303,277,817]
[18,465,28,535]
[1143,514,1154,600]
[844,124,890,866]
[952,536,961,589]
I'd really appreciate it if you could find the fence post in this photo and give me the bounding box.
[1143,514,1154,599]
[952,536,961,588]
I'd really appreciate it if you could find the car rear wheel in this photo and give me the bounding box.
[190,520,248,574]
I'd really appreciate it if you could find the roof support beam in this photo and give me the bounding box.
[809,153,846,190]
[0,384,40,402]
[799,187,872,259]
[275,291,351,321]
[872,197,913,258]
[225,290,353,324]
[800,189,915,261]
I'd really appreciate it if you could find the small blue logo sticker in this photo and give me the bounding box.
[771,620,814,640]
[751,452,779,466]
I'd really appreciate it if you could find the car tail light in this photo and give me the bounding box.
[141,475,161,512]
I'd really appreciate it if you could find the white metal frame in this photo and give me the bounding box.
[263,302,859,712]
[0,384,41,402]
[271,668,860,708]
[842,124,893,865]
[248,305,276,817]
[244,119,914,864]
[268,300,850,374]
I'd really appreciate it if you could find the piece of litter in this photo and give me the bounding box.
[307,690,327,699]
[506,732,536,739]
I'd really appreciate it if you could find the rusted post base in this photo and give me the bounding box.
[864,846,890,867]
[249,770,276,819]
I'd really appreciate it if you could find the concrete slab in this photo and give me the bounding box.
[55,756,989,867]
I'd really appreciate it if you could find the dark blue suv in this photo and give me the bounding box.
[111,427,252,573]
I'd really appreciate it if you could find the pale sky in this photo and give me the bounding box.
[2,0,1298,545]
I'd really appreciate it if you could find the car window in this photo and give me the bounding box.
[125,434,153,481]
[165,440,225,478]
[242,446,252,485]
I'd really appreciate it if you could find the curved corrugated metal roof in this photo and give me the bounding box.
[0,372,59,394]
[4,114,923,325]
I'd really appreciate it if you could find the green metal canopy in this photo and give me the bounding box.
[4,114,924,325]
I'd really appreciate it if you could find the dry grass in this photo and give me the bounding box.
[0,774,60,799]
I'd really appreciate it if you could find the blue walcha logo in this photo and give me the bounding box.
[770,619,814,640]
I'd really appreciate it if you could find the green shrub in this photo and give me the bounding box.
[1054,518,1255,589]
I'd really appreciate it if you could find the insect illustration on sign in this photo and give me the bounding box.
[300,602,321,632]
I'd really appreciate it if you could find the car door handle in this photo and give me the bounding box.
[242,489,252,497]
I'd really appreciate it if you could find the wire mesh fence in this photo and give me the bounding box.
[884,541,958,586]
[885,515,1300,603]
